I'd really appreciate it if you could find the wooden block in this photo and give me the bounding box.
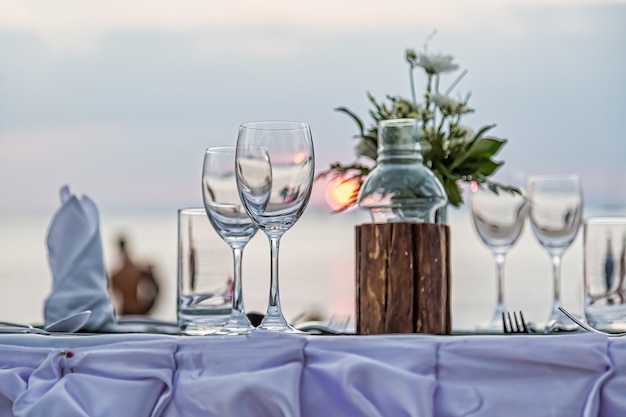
[355,222,451,335]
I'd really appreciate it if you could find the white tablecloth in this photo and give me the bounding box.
[0,331,622,417]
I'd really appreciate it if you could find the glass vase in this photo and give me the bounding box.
[357,118,447,223]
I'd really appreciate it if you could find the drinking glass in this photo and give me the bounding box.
[470,182,528,331]
[202,146,258,335]
[528,175,583,329]
[583,217,626,332]
[235,121,315,332]
[177,208,232,335]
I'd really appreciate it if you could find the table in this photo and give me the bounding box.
[0,331,624,417]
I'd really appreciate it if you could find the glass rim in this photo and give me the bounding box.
[178,207,206,216]
[469,181,527,198]
[378,118,417,127]
[240,120,309,131]
[205,145,235,154]
[584,216,626,225]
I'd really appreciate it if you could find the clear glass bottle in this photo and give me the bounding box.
[357,118,447,223]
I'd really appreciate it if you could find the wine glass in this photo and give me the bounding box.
[235,121,315,332]
[527,175,583,330]
[470,182,528,331]
[202,146,258,335]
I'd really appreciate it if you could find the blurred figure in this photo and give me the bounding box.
[109,235,160,315]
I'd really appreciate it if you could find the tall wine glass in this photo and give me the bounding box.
[202,146,258,335]
[235,121,315,332]
[528,175,583,330]
[470,182,528,331]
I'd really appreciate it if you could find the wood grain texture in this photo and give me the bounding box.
[356,222,451,335]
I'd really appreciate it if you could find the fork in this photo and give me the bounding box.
[502,311,530,334]
[558,307,626,337]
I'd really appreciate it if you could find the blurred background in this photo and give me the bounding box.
[0,0,625,329]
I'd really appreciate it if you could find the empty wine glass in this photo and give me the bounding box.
[470,181,528,331]
[528,175,583,330]
[235,121,315,332]
[202,146,258,335]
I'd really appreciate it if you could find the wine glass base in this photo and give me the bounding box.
[216,327,253,336]
[215,312,254,336]
[257,314,304,334]
[256,325,304,334]
[544,305,580,333]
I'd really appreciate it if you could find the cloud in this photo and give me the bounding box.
[1,0,619,52]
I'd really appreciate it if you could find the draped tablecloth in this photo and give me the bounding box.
[0,331,622,417]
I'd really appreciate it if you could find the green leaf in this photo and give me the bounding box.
[469,124,496,144]
[491,182,523,196]
[467,137,506,158]
[453,156,503,177]
[335,107,366,138]
[448,132,504,172]
[433,160,456,179]
[475,158,503,176]
[443,178,463,206]
[367,92,385,118]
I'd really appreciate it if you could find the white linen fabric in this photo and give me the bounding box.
[601,339,626,415]
[44,185,116,332]
[2,339,177,417]
[0,332,624,417]
[301,335,439,417]
[436,334,611,417]
[166,332,306,417]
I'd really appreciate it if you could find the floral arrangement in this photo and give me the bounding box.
[317,33,518,211]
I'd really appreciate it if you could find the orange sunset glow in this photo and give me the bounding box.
[324,177,360,211]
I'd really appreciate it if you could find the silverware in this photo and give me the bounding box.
[558,307,626,337]
[0,320,36,329]
[502,311,530,334]
[0,321,50,334]
[43,310,91,333]
[0,310,92,335]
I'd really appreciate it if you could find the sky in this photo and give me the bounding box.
[0,0,625,214]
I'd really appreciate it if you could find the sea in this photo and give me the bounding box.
[0,205,619,331]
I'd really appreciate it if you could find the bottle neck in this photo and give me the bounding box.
[378,148,424,163]
[377,118,423,163]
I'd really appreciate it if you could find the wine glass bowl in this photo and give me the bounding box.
[527,174,583,329]
[472,188,527,250]
[235,146,272,218]
[470,182,528,330]
[235,121,315,332]
[528,194,582,251]
[202,146,258,335]
[203,161,258,243]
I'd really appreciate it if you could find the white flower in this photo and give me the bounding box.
[415,53,459,75]
[431,93,471,116]
[431,93,456,109]
[405,48,418,64]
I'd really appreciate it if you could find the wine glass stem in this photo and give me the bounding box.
[256,234,295,332]
[267,236,283,317]
[230,245,245,313]
[494,252,506,312]
[551,254,563,307]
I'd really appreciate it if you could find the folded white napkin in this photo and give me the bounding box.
[44,185,116,331]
